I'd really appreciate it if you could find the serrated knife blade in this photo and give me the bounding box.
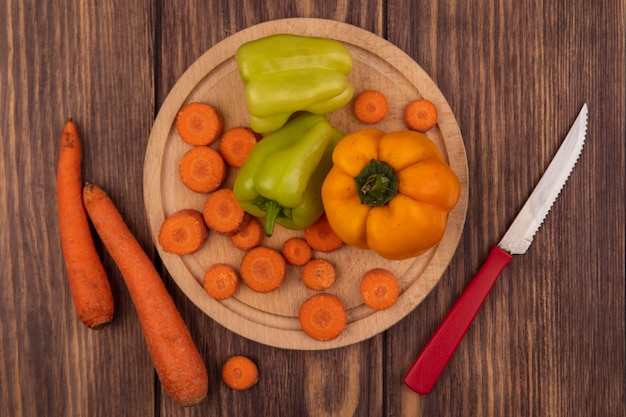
[404,103,588,395]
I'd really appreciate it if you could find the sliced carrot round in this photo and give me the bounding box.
[360,268,399,310]
[203,264,239,300]
[230,218,264,250]
[175,102,223,146]
[178,146,226,193]
[221,355,258,390]
[281,237,313,266]
[404,98,438,132]
[299,293,346,341]
[301,259,336,291]
[304,214,344,252]
[219,127,259,167]
[240,246,286,293]
[158,209,209,255]
[202,188,249,235]
[353,90,389,124]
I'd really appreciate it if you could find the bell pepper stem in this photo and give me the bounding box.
[354,159,399,206]
[263,200,282,237]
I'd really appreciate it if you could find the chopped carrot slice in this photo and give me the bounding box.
[304,214,344,252]
[299,293,346,341]
[360,268,399,310]
[301,259,336,291]
[178,146,227,193]
[203,263,239,300]
[281,237,313,266]
[239,246,286,293]
[175,102,223,146]
[353,90,389,124]
[230,218,264,250]
[202,188,250,235]
[219,127,259,168]
[158,209,209,255]
[221,355,259,390]
[404,99,438,132]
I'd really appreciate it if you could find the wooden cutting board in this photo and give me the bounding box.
[143,18,469,350]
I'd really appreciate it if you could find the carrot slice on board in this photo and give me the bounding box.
[239,246,286,293]
[360,268,399,310]
[299,293,346,341]
[175,102,223,146]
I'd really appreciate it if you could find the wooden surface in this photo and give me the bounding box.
[143,18,469,350]
[1,1,624,416]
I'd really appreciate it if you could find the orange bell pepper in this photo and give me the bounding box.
[321,129,461,260]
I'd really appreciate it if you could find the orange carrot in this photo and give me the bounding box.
[301,258,336,291]
[158,209,208,255]
[56,118,114,330]
[304,214,344,252]
[203,263,239,300]
[353,90,389,124]
[360,268,399,310]
[178,146,227,193]
[82,183,208,407]
[202,188,250,235]
[299,293,346,341]
[404,98,438,132]
[230,218,264,250]
[239,246,286,293]
[221,356,259,390]
[175,102,223,146]
[218,127,259,168]
[281,237,313,266]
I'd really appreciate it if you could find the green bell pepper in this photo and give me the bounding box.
[233,113,344,237]
[235,34,354,133]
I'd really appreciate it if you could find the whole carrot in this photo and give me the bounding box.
[82,183,208,407]
[56,118,114,329]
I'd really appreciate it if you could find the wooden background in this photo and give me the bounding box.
[1,1,624,416]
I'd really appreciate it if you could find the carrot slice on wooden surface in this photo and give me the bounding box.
[299,293,346,341]
[178,146,227,193]
[158,209,208,255]
[219,127,259,168]
[304,214,344,252]
[175,102,223,146]
[202,188,250,235]
[239,246,286,293]
[353,90,389,124]
[404,98,438,132]
[230,218,264,250]
[281,237,313,266]
[301,258,336,291]
[82,183,208,407]
[203,263,239,300]
[221,355,259,390]
[360,268,399,310]
[56,118,114,330]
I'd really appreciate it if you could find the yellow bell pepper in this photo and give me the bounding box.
[321,129,461,260]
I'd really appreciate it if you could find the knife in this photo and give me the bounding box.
[404,103,589,395]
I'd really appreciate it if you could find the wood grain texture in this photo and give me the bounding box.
[0,0,623,416]
[0,1,156,416]
[387,1,625,416]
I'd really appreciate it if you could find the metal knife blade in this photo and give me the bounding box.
[404,103,589,395]
[499,103,588,254]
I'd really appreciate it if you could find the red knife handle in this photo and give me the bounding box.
[404,246,512,394]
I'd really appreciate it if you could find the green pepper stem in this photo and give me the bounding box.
[354,159,399,206]
[263,200,282,237]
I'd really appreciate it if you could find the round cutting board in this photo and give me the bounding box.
[143,18,468,350]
